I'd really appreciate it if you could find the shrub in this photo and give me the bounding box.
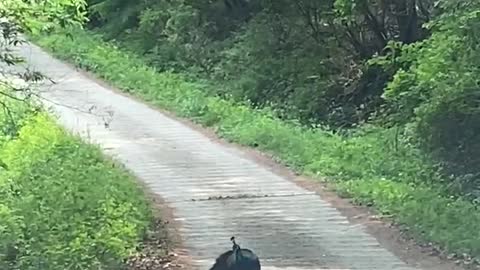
[0,112,151,269]
[379,2,480,193]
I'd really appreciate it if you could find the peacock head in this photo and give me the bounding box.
[230,236,239,250]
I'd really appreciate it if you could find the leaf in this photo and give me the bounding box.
[0,159,8,170]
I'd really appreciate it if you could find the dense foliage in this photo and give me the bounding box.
[81,0,480,196]
[85,0,434,125]
[0,0,86,31]
[378,1,480,194]
[0,0,87,95]
[0,91,151,269]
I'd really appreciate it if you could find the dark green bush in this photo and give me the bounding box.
[379,1,480,193]
[84,0,436,127]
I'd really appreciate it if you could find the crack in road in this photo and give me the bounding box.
[189,192,316,202]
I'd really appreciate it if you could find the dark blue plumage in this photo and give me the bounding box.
[209,237,261,270]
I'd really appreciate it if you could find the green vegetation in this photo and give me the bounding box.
[0,92,151,269]
[33,24,480,262]
[0,0,86,31]
[0,1,157,269]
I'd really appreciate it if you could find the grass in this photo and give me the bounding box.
[0,88,153,269]
[31,28,480,262]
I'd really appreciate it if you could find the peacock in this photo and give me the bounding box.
[208,236,261,270]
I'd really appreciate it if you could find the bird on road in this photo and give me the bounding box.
[208,236,261,270]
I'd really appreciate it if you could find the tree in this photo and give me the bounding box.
[0,0,87,134]
[0,0,87,33]
[0,0,87,97]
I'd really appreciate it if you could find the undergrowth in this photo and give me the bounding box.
[0,90,152,269]
[31,29,480,262]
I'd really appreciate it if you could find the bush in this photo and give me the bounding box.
[379,2,480,193]
[84,0,434,127]
[0,111,151,269]
[32,29,480,261]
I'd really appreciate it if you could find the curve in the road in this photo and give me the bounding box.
[17,42,421,270]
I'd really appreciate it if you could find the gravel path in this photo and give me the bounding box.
[16,42,426,270]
